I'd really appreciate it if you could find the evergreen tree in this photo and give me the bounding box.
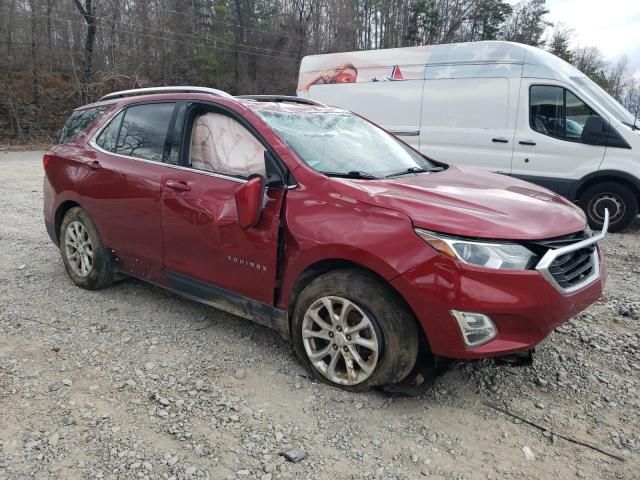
[547,27,573,63]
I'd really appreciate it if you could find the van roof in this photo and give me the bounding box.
[299,40,586,84]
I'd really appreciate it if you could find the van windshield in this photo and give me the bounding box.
[571,75,636,127]
[256,110,435,178]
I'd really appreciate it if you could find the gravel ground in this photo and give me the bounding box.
[0,151,638,480]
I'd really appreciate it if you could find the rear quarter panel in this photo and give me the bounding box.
[43,143,92,242]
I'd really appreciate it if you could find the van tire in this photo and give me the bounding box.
[60,207,115,290]
[580,182,639,233]
[291,269,419,392]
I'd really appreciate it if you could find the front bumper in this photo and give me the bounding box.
[391,251,606,359]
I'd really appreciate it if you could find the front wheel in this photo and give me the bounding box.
[60,207,114,290]
[291,269,419,391]
[580,182,639,233]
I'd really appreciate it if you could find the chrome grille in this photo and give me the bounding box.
[534,210,608,294]
[548,246,596,288]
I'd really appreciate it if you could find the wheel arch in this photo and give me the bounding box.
[54,200,83,245]
[575,170,640,203]
[283,258,428,351]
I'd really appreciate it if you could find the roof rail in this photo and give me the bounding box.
[99,86,234,102]
[236,95,327,107]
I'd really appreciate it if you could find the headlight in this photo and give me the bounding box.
[415,228,537,270]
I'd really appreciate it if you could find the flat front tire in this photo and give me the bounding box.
[291,269,419,392]
[60,207,114,290]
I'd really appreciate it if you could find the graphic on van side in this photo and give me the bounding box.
[297,46,430,92]
[297,42,526,93]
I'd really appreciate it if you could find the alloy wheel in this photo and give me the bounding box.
[64,220,93,277]
[301,296,380,386]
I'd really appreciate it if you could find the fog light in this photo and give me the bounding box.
[450,310,497,347]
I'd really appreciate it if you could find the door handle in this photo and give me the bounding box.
[86,160,102,170]
[166,179,191,191]
[492,138,509,143]
[519,140,536,146]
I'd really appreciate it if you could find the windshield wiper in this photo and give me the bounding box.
[321,170,380,180]
[385,166,444,178]
[622,120,639,131]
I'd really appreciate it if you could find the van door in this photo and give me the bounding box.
[419,77,516,173]
[307,80,424,149]
[511,80,606,196]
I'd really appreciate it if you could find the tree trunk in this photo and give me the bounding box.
[4,0,23,139]
[30,0,40,109]
[73,0,97,103]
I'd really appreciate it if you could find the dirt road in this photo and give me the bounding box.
[0,151,638,480]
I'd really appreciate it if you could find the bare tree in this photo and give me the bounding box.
[72,0,97,103]
[607,56,630,102]
[3,0,639,144]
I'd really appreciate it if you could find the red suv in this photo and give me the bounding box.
[43,87,608,392]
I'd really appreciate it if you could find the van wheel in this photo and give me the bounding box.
[291,269,419,392]
[580,182,638,233]
[60,207,114,290]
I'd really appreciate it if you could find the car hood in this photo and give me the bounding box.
[329,166,587,240]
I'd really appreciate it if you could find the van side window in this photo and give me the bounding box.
[115,103,176,162]
[565,91,599,141]
[189,112,266,178]
[530,86,601,143]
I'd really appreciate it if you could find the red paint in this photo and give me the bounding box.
[235,176,266,230]
[42,154,55,169]
[334,72,357,84]
[390,249,604,357]
[43,92,606,360]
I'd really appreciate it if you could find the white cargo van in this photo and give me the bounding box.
[297,41,640,232]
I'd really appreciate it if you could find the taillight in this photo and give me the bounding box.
[43,154,54,169]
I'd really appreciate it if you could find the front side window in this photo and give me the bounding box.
[115,103,175,161]
[530,86,601,143]
[59,106,109,144]
[255,110,433,177]
[189,112,266,178]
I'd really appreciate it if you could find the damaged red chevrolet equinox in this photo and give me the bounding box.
[43,87,609,392]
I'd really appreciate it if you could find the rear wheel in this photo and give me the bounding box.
[60,207,114,290]
[291,269,419,391]
[580,182,639,233]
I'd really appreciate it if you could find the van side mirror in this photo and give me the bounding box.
[235,175,265,230]
[581,117,605,145]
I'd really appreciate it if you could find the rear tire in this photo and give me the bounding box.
[60,207,114,290]
[580,182,638,233]
[291,269,419,392]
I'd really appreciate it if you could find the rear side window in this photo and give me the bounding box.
[95,111,124,152]
[59,106,109,144]
[94,103,176,163]
[116,103,175,162]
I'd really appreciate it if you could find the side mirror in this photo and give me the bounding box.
[235,175,265,230]
[581,116,605,145]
